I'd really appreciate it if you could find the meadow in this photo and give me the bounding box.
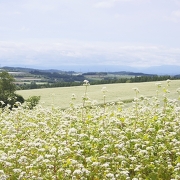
[0,79,179,179]
[17,80,180,108]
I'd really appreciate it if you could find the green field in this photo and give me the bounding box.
[16,80,180,108]
[84,74,133,81]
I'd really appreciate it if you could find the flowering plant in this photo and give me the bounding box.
[0,81,179,179]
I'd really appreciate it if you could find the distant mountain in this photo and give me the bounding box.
[174,74,180,78]
[138,65,180,75]
[109,71,156,76]
[1,66,74,74]
[2,66,37,72]
[59,65,180,75]
[1,65,180,76]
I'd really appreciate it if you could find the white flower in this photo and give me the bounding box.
[68,128,77,135]
[101,86,108,93]
[121,170,129,176]
[43,159,51,163]
[13,169,22,173]
[135,128,142,133]
[18,156,27,164]
[0,101,5,105]
[73,169,82,175]
[83,80,90,86]
[5,162,12,167]
[82,168,90,175]
[130,157,136,161]
[71,159,78,165]
[106,173,114,178]
[36,155,44,162]
[72,142,81,147]
[9,154,16,159]
[139,149,148,155]
[71,93,76,100]
[134,165,142,171]
[34,142,42,147]
[115,143,124,149]
[45,154,55,159]
[133,87,140,93]
[1,153,7,161]
[50,147,57,153]
[0,174,7,180]
[92,162,100,166]
[65,169,71,175]
[155,82,162,87]
[101,162,109,168]
[38,148,45,152]
[0,170,5,175]
[166,79,171,83]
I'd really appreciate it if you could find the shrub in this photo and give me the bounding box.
[0,93,24,109]
[25,96,41,109]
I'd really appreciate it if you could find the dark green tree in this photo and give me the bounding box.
[0,71,24,108]
[0,71,16,95]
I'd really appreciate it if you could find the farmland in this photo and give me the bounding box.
[0,79,180,179]
[3,66,172,89]
[8,71,49,85]
[17,80,180,108]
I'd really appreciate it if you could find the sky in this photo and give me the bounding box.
[0,0,180,72]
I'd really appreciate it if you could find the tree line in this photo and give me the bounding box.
[17,75,179,90]
[30,70,84,82]
[0,71,179,109]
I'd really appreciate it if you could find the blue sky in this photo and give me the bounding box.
[0,0,180,72]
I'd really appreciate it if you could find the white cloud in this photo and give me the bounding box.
[94,0,150,8]
[94,1,114,8]
[1,40,180,69]
[173,0,180,6]
[163,1,180,23]
[172,10,180,21]
[166,10,180,22]
[0,0,180,71]
[20,27,30,32]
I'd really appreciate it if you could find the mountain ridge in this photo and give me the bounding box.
[1,65,180,76]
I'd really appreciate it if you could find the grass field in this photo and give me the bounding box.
[84,74,133,81]
[16,80,180,108]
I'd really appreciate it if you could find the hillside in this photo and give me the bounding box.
[0,66,155,84]
[1,66,179,91]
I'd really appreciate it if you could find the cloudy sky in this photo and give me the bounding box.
[0,0,180,72]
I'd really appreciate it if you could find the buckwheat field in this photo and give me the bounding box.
[0,80,180,179]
